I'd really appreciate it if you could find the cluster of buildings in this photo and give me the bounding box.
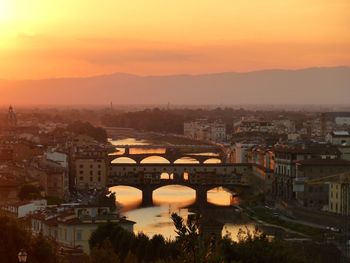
[184,119,226,143]
[1,200,134,255]
[182,112,350,216]
[0,106,113,203]
[233,117,295,135]
[232,122,350,215]
[0,106,133,256]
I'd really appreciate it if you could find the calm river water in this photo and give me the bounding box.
[108,138,256,241]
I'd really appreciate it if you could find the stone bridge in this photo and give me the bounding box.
[109,145,226,164]
[108,163,251,206]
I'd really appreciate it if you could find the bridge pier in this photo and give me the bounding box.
[195,187,208,204]
[141,187,153,207]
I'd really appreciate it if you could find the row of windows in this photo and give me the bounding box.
[330,184,339,189]
[330,191,339,199]
[79,176,102,182]
[79,164,102,168]
[79,170,102,176]
[330,202,341,212]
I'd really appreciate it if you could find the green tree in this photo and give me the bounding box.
[0,215,59,263]
[29,233,58,263]
[0,216,30,263]
[90,240,119,263]
[171,213,201,263]
[97,191,116,211]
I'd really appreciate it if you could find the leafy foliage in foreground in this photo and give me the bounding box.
[90,213,343,263]
[0,215,58,263]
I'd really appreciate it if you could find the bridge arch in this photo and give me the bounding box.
[109,184,143,192]
[108,185,143,209]
[206,186,238,206]
[173,157,200,164]
[153,183,197,192]
[140,156,171,164]
[111,156,137,164]
[203,158,222,164]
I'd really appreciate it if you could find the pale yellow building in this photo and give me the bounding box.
[329,182,350,215]
[31,205,135,255]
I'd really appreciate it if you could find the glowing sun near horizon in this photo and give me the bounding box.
[0,0,11,21]
[0,0,9,19]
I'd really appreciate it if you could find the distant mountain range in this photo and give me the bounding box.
[0,66,349,105]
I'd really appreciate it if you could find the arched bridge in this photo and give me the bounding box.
[108,145,226,164]
[108,163,251,206]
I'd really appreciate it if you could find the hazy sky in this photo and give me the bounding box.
[0,0,349,79]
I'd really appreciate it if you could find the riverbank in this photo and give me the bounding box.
[242,205,326,239]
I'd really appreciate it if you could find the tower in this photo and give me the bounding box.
[7,105,17,127]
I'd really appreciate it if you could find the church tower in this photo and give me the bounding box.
[7,105,17,127]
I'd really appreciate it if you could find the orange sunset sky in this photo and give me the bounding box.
[0,0,349,79]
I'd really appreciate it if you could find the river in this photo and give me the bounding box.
[108,138,257,241]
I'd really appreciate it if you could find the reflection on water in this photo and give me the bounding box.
[207,187,239,206]
[110,185,253,240]
[109,138,150,146]
[153,185,196,206]
[223,224,260,242]
[109,137,254,240]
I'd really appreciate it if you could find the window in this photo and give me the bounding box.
[98,164,101,168]
[79,176,83,181]
[79,170,83,174]
[76,230,82,241]
[98,171,101,175]
[90,177,93,182]
[90,164,93,168]
[90,171,93,175]
[79,164,83,168]
[98,177,101,182]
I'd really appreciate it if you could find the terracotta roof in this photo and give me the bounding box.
[296,158,350,166]
[274,144,340,155]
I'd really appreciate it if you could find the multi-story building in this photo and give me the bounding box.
[335,117,350,126]
[329,181,350,215]
[326,131,350,146]
[293,159,350,209]
[45,148,69,169]
[232,142,256,163]
[1,199,47,218]
[273,119,296,134]
[184,119,226,143]
[30,205,135,255]
[273,143,340,200]
[247,145,275,191]
[233,118,274,134]
[28,159,69,199]
[74,146,109,190]
[326,131,350,160]
[209,122,226,142]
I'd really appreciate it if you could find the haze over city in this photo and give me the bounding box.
[1,1,350,263]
